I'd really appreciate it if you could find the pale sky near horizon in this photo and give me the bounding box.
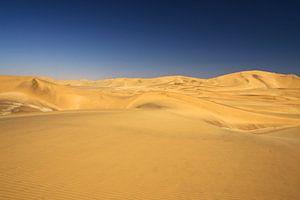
[0,0,299,79]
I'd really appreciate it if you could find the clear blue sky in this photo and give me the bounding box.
[0,0,299,79]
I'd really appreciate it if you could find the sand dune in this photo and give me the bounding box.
[1,70,299,131]
[0,70,300,199]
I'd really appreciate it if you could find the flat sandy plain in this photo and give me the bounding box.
[0,70,300,200]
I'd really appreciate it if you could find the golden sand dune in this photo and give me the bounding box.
[1,70,300,131]
[0,70,300,199]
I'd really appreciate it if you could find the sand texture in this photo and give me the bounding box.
[0,70,300,199]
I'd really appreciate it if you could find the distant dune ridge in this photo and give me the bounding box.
[1,70,300,131]
[0,70,300,199]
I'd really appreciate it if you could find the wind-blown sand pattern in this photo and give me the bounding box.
[0,70,300,199]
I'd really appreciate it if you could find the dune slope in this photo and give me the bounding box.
[1,110,300,200]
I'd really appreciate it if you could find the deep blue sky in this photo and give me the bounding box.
[0,0,299,79]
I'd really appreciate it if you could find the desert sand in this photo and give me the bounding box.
[0,70,300,199]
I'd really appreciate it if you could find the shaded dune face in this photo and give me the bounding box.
[135,102,167,109]
[0,70,300,132]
